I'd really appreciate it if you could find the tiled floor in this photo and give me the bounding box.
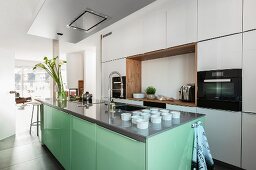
[0,105,236,170]
[0,105,62,170]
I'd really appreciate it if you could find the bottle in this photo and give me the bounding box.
[108,99,116,112]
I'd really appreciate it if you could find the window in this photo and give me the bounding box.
[15,67,51,99]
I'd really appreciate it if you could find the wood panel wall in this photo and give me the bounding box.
[126,59,142,98]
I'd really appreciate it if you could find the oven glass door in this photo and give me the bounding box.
[198,78,241,101]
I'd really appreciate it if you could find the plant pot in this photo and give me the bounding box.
[147,94,156,100]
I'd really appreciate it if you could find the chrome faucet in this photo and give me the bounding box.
[108,71,124,102]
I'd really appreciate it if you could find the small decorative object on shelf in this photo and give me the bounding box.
[33,56,67,101]
[145,86,156,99]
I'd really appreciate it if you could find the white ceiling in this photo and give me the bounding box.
[0,0,52,61]
[28,0,155,43]
[0,0,155,61]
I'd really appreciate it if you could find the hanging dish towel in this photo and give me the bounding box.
[192,121,214,170]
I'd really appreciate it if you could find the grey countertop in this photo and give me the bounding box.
[38,99,205,142]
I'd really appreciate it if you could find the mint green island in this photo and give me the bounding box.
[39,99,205,170]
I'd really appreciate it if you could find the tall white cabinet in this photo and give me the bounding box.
[243,31,256,113]
[101,27,124,62]
[198,0,242,41]
[242,112,256,170]
[242,31,256,170]
[197,34,242,71]
[243,0,256,31]
[166,0,197,47]
[197,108,242,167]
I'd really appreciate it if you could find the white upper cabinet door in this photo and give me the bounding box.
[123,17,143,57]
[102,27,124,62]
[242,112,256,170]
[243,31,256,113]
[198,0,243,41]
[142,7,167,53]
[166,0,197,47]
[197,34,242,71]
[197,108,241,167]
[101,59,126,100]
[243,0,256,31]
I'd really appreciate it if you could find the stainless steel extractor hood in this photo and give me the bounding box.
[68,9,108,32]
[28,0,156,43]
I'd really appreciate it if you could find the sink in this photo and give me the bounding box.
[115,104,145,112]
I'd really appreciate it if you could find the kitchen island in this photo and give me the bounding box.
[39,99,205,170]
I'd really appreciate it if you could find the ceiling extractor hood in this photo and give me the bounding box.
[28,0,156,43]
[67,9,108,32]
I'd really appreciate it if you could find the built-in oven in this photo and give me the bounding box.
[197,69,242,111]
[112,76,126,99]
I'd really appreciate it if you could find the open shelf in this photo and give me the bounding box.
[126,43,198,106]
[128,98,196,107]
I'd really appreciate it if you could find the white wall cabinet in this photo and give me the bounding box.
[142,7,166,53]
[243,31,256,113]
[197,34,242,71]
[122,17,143,58]
[101,59,126,99]
[242,112,256,170]
[101,27,124,62]
[166,104,197,113]
[243,0,256,31]
[198,0,242,41]
[166,0,197,47]
[197,108,241,167]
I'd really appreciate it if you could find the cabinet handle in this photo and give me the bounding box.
[244,112,256,115]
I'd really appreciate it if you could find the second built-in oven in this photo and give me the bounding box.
[197,69,242,111]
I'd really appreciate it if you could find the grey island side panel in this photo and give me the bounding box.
[37,99,205,142]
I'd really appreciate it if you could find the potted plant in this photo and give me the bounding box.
[145,86,156,99]
[33,56,67,101]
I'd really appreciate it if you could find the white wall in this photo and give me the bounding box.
[142,54,195,99]
[0,49,16,140]
[66,52,84,89]
[84,48,96,97]
[15,59,39,67]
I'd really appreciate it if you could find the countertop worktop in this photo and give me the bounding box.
[38,99,204,142]
[128,98,197,107]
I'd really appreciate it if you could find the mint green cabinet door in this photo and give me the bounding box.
[96,126,146,170]
[42,105,70,170]
[71,116,96,170]
[147,118,204,170]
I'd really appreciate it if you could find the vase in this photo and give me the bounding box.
[56,90,67,101]
[147,94,156,100]
[55,84,67,101]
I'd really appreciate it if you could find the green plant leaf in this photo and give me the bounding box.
[145,86,156,95]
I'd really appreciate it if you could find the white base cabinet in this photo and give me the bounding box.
[197,108,241,167]
[197,34,242,71]
[101,59,126,100]
[198,0,242,41]
[166,104,196,113]
[242,112,256,170]
[243,31,256,113]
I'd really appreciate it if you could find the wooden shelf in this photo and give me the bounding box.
[127,43,196,61]
[128,98,196,107]
[125,43,198,105]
